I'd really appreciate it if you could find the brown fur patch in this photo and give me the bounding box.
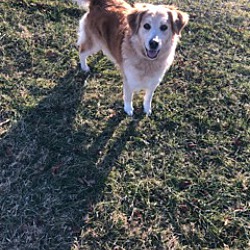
[168,10,189,35]
[85,0,133,64]
[127,10,147,34]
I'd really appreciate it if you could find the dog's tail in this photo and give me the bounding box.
[73,0,110,9]
[72,0,90,9]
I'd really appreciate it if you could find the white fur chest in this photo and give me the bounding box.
[122,52,174,92]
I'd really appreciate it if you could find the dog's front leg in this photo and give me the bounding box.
[123,82,134,116]
[143,87,156,116]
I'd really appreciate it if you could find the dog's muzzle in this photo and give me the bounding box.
[146,38,160,60]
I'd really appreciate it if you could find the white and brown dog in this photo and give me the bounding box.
[73,0,189,115]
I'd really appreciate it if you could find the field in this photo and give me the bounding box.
[0,0,249,249]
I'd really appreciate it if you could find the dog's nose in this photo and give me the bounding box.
[149,39,159,50]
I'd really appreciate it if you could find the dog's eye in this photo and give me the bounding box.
[160,25,168,31]
[143,23,151,30]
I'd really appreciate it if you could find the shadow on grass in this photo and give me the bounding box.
[0,68,137,250]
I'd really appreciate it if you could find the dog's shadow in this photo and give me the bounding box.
[0,68,138,249]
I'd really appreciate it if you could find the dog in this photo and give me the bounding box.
[73,0,189,115]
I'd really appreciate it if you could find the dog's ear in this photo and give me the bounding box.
[127,10,147,34]
[168,10,189,36]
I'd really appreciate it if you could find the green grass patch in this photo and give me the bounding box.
[0,0,249,249]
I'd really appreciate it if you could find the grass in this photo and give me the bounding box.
[0,0,249,249]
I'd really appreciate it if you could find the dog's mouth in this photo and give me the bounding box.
[145,48,160,60]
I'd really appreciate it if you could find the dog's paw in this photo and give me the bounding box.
[144,107,152,116]
[124,106,134,116]
[80,63,90,73]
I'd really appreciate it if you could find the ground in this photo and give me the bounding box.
[0,0,249,249]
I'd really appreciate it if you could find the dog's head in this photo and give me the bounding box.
[127,4,189,60]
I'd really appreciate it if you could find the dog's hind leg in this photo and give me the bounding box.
[77,14,99,72]
[79,43,96,72]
